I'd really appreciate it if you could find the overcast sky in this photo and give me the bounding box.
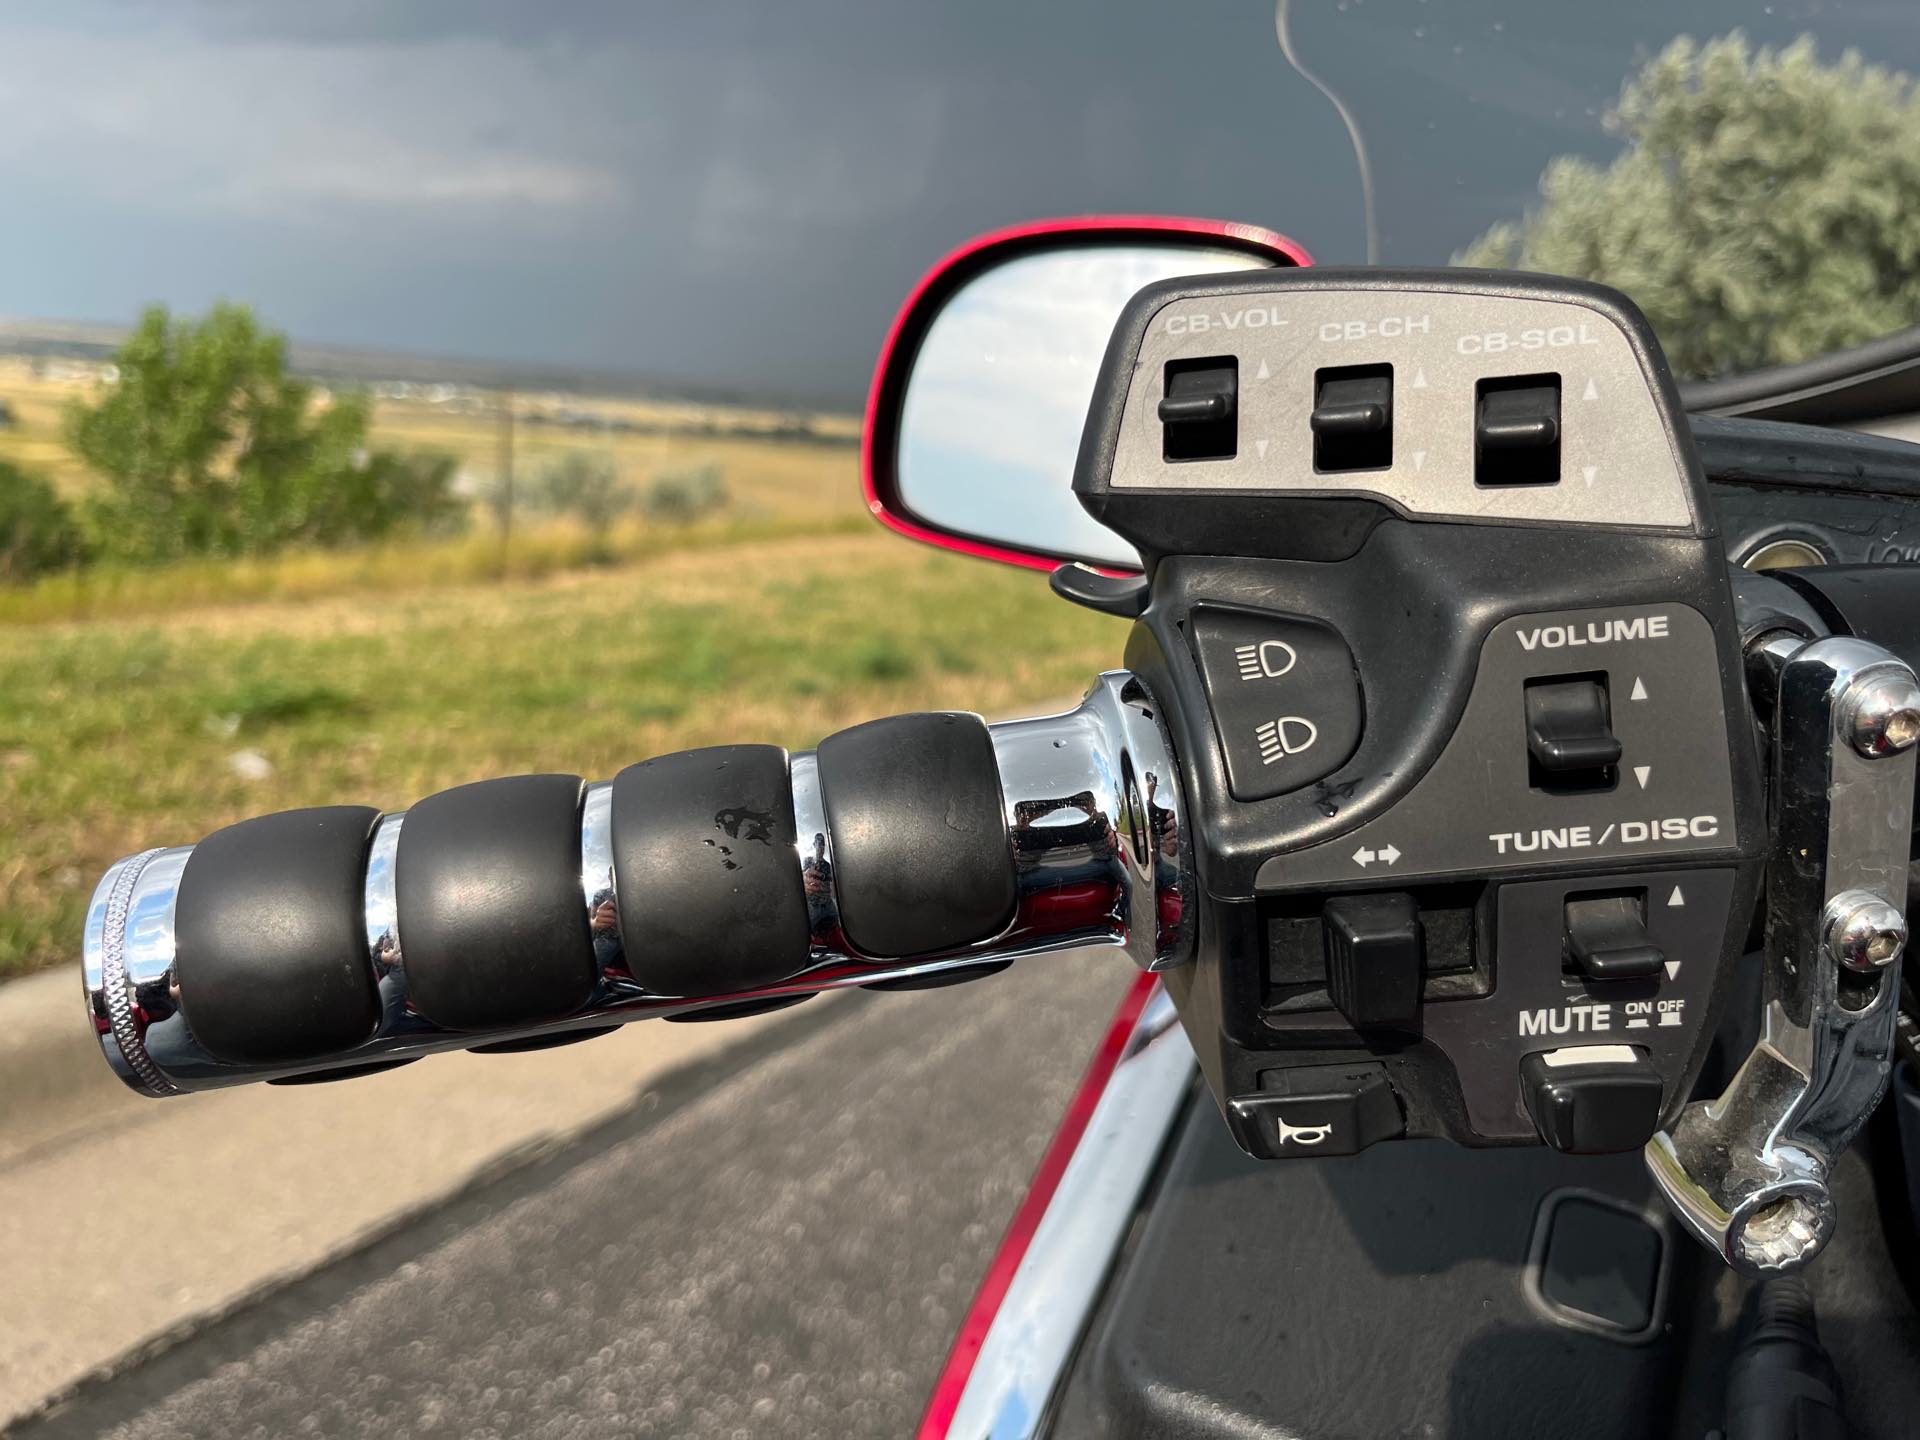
[0,1,1911,405]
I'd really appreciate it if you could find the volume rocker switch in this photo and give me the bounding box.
[1190,608,1363,801]
[1525,676,1620,791]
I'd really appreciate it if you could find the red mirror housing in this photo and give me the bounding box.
[863,216,1312,573]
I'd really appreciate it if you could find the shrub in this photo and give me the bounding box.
[641,463,729,525]
[0,462,86,581]
[526,451,633,528]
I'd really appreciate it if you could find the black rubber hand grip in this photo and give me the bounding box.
[610,745,811,995]
[817,712,1015,956]
[395,773,596,1031]
[174,806,382,1064]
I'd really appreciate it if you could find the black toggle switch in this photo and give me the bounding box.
[1226,1062,1405,1159]
[1525,675,1619,791]
[1323,892,1422,1029]
[1160,357,1237,462]
[1565,892,1664,981]
[1312,363,1393,472]
[1522,1046,1663,1154]
[1189,608,1363,802]
[1476,374,1561,486]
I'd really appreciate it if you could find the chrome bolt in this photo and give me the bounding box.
[1841,673,1920,758]
[1732,1194,1829,1273]
[1822,890,1908,972]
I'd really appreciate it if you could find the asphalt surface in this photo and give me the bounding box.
[14,950,1132,1440]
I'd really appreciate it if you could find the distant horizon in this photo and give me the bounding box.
[0,311,857,414]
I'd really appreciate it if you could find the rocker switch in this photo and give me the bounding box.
[1476,375,1561,486]
[1160,358,1238,462]
[1525,676,1619,791]
[1565,894,1665,981]
[1312,364,1393,472]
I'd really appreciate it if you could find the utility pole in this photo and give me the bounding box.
[495,387,514,573]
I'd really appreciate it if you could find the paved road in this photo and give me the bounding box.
[15,950,1132,1440]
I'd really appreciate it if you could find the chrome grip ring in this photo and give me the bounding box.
[97,848,178,1097]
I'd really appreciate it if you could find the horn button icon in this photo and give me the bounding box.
[1226,1064,1406,1159]
[1190,607,1364,802]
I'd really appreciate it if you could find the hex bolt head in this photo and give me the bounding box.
[1732,1194,1830,1273]
[1822,890,1908,972]
[1842,673,1920,758]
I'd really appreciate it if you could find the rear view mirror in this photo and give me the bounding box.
[864,218,1309,572]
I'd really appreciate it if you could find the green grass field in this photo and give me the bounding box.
[0,532,1124,978]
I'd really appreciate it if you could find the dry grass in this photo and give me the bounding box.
[0,357,870,623]
[0,361,1120,982]
[0,532,1124,978]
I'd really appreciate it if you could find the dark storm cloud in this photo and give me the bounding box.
[2,2,1916,404]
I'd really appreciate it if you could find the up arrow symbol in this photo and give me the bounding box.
[1411,369,1429,388]
[1583,378,1599,401]
[1630,677,1648,701]
[1667,885,1686,908]
[1255,359,1272,381]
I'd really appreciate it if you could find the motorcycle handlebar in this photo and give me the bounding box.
[82,674,1188,1096]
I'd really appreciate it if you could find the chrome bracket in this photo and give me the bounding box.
[1648,635,1919,1274]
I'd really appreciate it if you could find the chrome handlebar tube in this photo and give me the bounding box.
[83,672,1190,1096]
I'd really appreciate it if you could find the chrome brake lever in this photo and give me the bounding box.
[1648,635,1920,1274]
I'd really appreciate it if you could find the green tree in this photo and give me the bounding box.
[0,461,86,580]
[1456,34,1920,378]
[65,303,458,561]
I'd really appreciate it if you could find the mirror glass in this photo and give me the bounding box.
[896,242,1273,568]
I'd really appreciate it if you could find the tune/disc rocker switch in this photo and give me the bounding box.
[1564,892,1665,981]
